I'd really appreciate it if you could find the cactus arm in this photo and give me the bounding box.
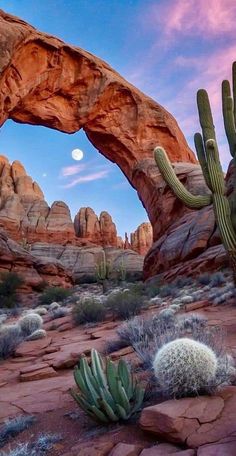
[205,139,225,194]
[194,132,212,190]
[222,80,236,157]
[197,89,216,142]
[154,147,212,209]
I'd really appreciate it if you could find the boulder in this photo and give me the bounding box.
[140,387,236,448]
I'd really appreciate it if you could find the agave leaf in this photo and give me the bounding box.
[117,379,131,414]
[100,399,119,422]
[90,405,110,423]
[73,366,91,398]
[116,403,128,420]
[80,357,100,406]
[106,359,120,403]
[131,386,145,414]
[118,359,132,398]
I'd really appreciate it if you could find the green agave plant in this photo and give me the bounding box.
[70,349,144,423]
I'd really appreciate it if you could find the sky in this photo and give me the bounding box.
[1,0,236,237]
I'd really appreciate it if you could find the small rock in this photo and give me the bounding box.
[109,443,142,456]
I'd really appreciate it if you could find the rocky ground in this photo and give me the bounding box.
[0,273,236,456]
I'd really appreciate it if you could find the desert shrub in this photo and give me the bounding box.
[0,415,36,448]
[0,272,24,308]
[210,271,225,287]
[173,276,193,288]
[105,338,130,354]
[26,329,47,341]
[18,313,43,337]
[144,280,161,298]
[197,273,211,285]
[72,297,106,325]
[153,338,218,397]
[159,284,178,298]
[49,307,69,320]
[75,275,97,285]
[105,289,144,319]
[117,309,231,373]
[33,307,48,316]
[0,325,23,359]
[39,287,71,305]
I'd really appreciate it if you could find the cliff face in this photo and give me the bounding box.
[0,155,150,252]
[0,155,75,244]
[74,207,118,247]
[130,222,153,256]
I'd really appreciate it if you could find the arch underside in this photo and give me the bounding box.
[0,9,196,241]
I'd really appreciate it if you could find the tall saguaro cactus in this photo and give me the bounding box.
[154,62,236,283]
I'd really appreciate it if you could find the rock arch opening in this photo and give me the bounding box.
[0,9,196,245]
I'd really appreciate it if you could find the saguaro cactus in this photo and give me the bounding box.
[154,62,236,283]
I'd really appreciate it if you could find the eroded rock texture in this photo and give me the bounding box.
[130,222,153,256]
[0,10,226,279]
[0,9,195,242]
[74,207,119,247]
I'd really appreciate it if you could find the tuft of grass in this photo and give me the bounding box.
[105,289,144,319]
[39,287,71,305]
[0,415,36,448]
[72,297,105,325]
[0,433,62,456]
[210,271,225,287]
[35,433,62,452]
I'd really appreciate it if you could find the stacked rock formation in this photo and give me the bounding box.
[74,207,119,247]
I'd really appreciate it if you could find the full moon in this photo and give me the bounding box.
[71,148,84,161]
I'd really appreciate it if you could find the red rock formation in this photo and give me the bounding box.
[0,155,76,244]
[0,9,195,247]
[0,10,226,280]
[130,222,153,255]
[74,207,120,247]
[0,229,73,292]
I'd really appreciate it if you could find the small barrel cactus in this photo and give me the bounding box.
[26,329,47,341]
[153,338,218,397]
[18,313,43,337]
[49,302,61,311]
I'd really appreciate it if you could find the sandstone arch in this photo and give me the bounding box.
[0,9,197,243]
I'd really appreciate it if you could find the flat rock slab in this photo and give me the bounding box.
[20,366,58,382]
[197,437,236,455]
[109,443,142,456]
[15,337,52,357]
[140,443,192,455]
[140,387,236,448]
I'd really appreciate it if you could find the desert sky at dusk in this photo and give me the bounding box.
[1,0,236,237]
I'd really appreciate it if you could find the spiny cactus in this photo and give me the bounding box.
[18,313,43,337]
[70,349,144,423]
[26,329,47,341]
[95,251,112,293]
[154,61,236,283]
[153,338,218,397]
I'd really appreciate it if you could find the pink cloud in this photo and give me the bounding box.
[62,170,110,188]
[146,0,236,39]
[60,163,87,177]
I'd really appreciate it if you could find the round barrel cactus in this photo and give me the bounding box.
[153,337,218,397]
